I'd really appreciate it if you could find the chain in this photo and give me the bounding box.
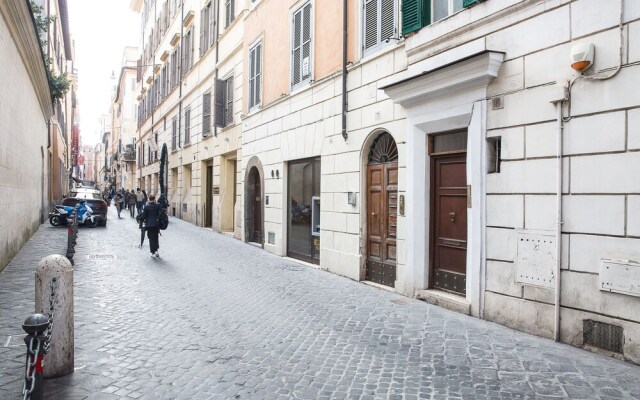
[44,278,57,354]
[22,336,42,400]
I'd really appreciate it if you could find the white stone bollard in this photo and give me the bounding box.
[35,255,74,378]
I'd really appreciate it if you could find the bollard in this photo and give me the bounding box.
[22,314,49,400]
[35,255,74,378]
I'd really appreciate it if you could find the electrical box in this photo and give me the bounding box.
[600,259,640,297]
[515,231,556,289]
[311,196,320,237]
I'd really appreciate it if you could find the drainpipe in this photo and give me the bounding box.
[213,0,220,137]
[552,98,564,342]
[341,0,348,141]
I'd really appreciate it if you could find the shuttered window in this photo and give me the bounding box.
[184,108,191,144]
[208,2,216,46]
[225,0,235,28]
[171,118,177,150]
[248,42,262,110]
[202,92,211,136]
[402,0,474,36]
[363,0,397,56]
[200,7,207,57]
[214,76,234,128]
[291,2,312,89]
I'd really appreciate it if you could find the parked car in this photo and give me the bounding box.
[63,190,108,226]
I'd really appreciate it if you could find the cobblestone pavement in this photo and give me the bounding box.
[1,206,640,400]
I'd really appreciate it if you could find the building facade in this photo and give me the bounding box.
[0,0,53,271]
[128,0,640,363]
[111,47,140,191]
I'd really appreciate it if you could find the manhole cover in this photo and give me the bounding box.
[4,334,26,347]
[88,254,116,260]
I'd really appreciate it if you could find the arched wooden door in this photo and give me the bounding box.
[246,167,262,243]
[366,133,398,287]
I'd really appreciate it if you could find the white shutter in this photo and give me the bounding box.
[380,0,395,42]
[363,0,378,51]
[292,9,302,85]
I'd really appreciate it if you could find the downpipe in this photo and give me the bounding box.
[552,99,564,342]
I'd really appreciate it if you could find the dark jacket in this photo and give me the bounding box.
[137,203,161,228]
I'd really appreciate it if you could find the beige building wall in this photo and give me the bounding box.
[0,1,52,271]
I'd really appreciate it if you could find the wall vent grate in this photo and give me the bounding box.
[583,320,623,353]
[268,232,275,245]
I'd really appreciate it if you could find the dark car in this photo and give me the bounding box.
[62,190,108,226]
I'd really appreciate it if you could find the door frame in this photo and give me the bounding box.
[244,156,265,247]
[429,146,467,294]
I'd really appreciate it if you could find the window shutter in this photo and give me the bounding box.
[249,47,256,109]
[254,44,262,105]
[363,0,378,51]
[208,2,216,46]
[202,92,211,135]
[292,10,302,85]
[172,118,177,150]
[214,78,225,127]
[301,3,311,82]
[225,76,234,126]
[402,0,424,36]
[199,8,206,56]
[185,109,191,144]
[463,0,479,7]
[380,0,395,41]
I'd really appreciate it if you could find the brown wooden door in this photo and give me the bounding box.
[366,163,398,287]
[431,154,467,295]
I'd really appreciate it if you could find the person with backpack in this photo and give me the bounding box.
[136,194,165,257]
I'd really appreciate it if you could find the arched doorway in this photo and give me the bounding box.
[365,132,398,287]
[245,166,262,243]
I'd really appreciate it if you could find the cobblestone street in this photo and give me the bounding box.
[0,207,639,399]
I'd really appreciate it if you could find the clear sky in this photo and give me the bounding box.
[67,0,140,146]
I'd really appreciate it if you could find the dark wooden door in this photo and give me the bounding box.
[366,163,398,287]
[431,154,467,295]
[252,171,261,242]
[205,165,213,227]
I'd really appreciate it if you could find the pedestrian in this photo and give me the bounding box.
[124,190,131,210]
[114,191,123,218]
[158,193,169,212]
[136,188,144,215]
[128,190,137,217]
[136,194,161,257]
[142,190,148,208]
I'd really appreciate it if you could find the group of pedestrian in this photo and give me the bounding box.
[112,188,148,219]
[106,187,169,258]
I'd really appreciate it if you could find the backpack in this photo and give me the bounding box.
[158,210,169,230]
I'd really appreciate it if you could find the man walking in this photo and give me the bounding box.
[114,191,123,218]
[128,190,137,217]
[136,194,161,257]
[135,188,144,215]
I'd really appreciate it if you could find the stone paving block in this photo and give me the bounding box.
[0,208,639,399]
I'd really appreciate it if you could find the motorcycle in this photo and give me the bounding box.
[49,201,99,228]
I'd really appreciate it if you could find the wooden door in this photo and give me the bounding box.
[366,163,398,287]
[252,171,261,242]
[205,165,213,227]
[431,154,467,295]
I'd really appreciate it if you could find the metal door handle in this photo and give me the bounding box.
[449,211,456,222]
[371,212,377,216]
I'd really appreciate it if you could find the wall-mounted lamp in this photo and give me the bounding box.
[347,192,357,206]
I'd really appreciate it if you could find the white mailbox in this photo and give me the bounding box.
[599,259,640,297]
[515,231,556,289]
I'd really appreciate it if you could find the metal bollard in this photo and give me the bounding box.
[22,314,49,400]
[65,208,78,264]
[35,255,74,378]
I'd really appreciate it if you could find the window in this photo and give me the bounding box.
[291,2,312,88]
[225,0,235,28]
[487,137,501,173]
[202,92,211,136]
[184,108,191,145]
[182,28,194,75]
[171,117,177,150]
[200,2,215,56]
[363,0,396,55]
[402,0,473,35]
[248,41,262,110]
[214,76,233,128]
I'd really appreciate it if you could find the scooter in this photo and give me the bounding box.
[49,201,99,228]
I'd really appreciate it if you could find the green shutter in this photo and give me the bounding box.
[402,0,422,36]
[463,0,479,7]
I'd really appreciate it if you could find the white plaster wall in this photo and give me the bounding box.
[0,12,49,271]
